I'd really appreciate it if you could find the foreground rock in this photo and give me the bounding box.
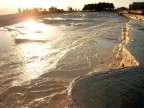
[67,16,144,108]
[68,66,144,108]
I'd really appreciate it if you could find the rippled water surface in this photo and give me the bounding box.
[0,12,128,108]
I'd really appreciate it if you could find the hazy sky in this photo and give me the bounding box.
[0,0,144,10]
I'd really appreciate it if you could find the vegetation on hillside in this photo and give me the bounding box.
[116,7,128,11]
[18,2,115,14]
[18,7,65,14]
[82,2,115,11]
[142,11,144,15]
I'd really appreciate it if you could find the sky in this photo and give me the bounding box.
[0,0,144,14]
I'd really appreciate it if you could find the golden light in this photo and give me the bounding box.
[8,0,61,8]
[12,43,49,85]
[22,20,45,32]
[16,20,62,41]
[18,20,47,40]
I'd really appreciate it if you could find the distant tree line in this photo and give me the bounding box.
[18,2,115,14]
[142,11,144,15]
[18,7,65,14]
[116,7,128,11]
[83,2,115,11]
[18,6,80,14]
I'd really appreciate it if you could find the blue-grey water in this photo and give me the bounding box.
[0,12,128,108]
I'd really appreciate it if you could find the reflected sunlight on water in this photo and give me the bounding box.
[21,60,47,82]
[0,12,129,108]
[12,23,64,85]
[15,20,62,41]
[13,43,50,85]
[19,43,47,57]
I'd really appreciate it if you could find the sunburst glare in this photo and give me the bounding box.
[15,20,62,41]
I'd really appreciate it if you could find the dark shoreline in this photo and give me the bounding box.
[0,13,39,27]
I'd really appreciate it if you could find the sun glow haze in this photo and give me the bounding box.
[15,20,62,41]
[23,20,45,32]
[18,20,46,40]
[1,0,144,11]
[8,0,63,8]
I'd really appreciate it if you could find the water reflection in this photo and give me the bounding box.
[12,43,49,84]
[19,43,47,57]
[15,20,62,41]
[22,59,47,82]
[10,19,64,84]
[22,20,45,32]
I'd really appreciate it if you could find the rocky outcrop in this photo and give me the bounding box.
[67,19,144,108]
[68,66,144,108]
[110,23,139,68]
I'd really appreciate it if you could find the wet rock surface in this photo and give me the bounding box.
[68,19,144,108]
[68,66,144,108]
